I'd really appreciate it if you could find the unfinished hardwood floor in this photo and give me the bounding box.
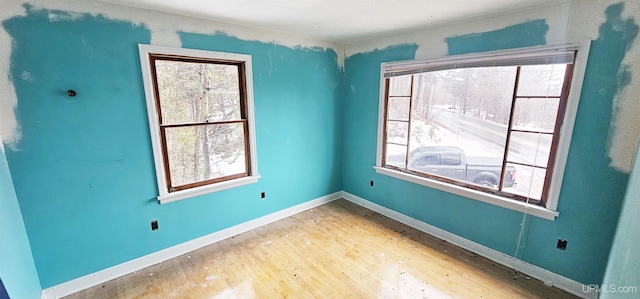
[64,199,578,299]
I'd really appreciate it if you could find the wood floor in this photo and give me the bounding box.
[64,199,578,299]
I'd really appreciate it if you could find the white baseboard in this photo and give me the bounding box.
[42,190,595,299]
[41,192,342,299]
[340,191,596,299]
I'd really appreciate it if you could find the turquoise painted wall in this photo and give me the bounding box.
[342,4,637,285]
[2,6,342,288]
[445,19,549,55]
[601,135,640,299]
[0,144,42,299]
[2,1,638,292]
[523,3,636,285]
[600,141,640,299]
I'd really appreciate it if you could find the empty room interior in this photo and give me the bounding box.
[1,0,640,298]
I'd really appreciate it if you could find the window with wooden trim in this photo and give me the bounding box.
[139,45,259,204]
[376,45,588,217]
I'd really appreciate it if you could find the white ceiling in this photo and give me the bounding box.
[100,0,555,44]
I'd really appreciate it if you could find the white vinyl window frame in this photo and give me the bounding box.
[139,44,260,204]
[374,43,590,220]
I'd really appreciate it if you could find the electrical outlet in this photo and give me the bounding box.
[151,220,159,231]
[261,192,266,199]
[557,238,567,250]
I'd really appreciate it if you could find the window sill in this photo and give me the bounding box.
[374,166,558,220]
[157,175,261,204]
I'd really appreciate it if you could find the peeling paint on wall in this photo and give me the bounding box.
[607,2,640,173]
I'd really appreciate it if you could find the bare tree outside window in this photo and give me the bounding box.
[151,57,250,192]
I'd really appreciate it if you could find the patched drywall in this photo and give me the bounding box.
[0,0,342,148]
[341,1,638,285]
[601,127,640,299]
[606,2,640,173]
[345,0,640,174]
[3,5,343,287]
[2,0,640,291]
[568,1,640,174]
[345,1,572,60]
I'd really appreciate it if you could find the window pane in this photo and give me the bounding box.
[385,143,407,168]
[404,67,514,187]
[413,153,440,166]
[155,60,241,124]
[517,64,566,97]
[388,97,410,121]
[389,75,412,96]
[165,123,247,187]
[512,97,559,133]
[508,131,552,168]
[381,50,577,207]
[441,154,462,166]
[387,121,409,145]
[505,163,545,201]
[408,147,467,182]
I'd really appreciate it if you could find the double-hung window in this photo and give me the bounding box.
[139,45,259,204]
[375,45,588,219]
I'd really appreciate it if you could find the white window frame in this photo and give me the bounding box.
[138,44,260,204]
[374,43,590,220]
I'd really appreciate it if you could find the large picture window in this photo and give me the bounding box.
[139,45,259,204]
[376,45,588,219]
